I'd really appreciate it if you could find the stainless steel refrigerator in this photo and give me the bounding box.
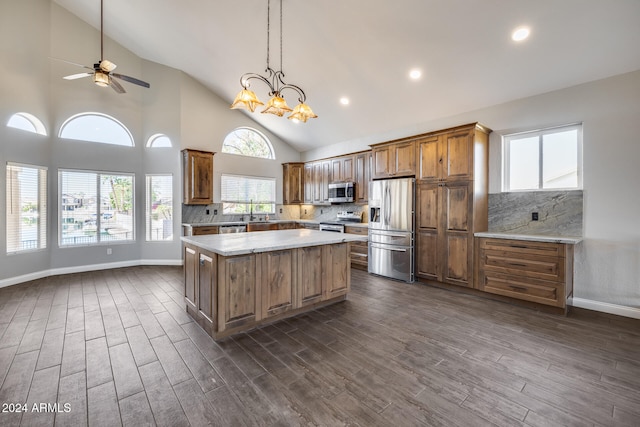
[368,178,415,282]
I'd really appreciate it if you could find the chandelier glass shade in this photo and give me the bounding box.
[230,0,317,122]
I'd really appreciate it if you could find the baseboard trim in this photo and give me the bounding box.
[0,259,183,289]
[571,297,640,320]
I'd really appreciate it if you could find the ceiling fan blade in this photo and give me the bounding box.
[63,72,94,80]
[50,57,94,71]
[112,73,150,88]
[109,77,126,94]
[100,59,117,72]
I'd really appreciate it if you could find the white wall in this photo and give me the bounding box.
[306,70,640,315]
[0,0,302,285]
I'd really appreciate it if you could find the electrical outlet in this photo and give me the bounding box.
[213,209,218,215]
[205,209,210,215]
[304,209,307,215]
[532,212,539,221]
[279,208,283,214]
[107,248,112,255]
[321,209,323,214]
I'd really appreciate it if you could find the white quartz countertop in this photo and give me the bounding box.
[474,232,582,244]
[181,229,368,256]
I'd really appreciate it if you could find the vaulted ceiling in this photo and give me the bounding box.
[52,0,640,152]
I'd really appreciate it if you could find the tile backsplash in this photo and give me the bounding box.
[488,190,583,236]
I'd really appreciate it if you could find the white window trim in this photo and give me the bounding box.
[59,112,134,147]
[6,112,47,136]
[6,162,48,255]
[221,127,275,160]
[502,123,583,192]
[58,169,135,247]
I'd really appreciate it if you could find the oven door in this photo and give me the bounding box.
[368,241,414,282]
[319,223,345,233]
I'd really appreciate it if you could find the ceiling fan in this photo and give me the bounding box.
[59,0,150,94]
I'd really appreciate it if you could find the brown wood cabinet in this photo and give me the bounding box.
[186,225,219,236]
[354,151,371,203]
[345,225,368,270]
[303,163,313,204]
[182,149,214,205]
[331,155,354,182]
[282,162,304,205]
[311,160,331,204]
[297,222,319,230]
[415,123,490,288]
[371,140,416,179]
[476,238,574,311]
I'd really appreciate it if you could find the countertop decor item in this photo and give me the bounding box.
[230,0,317,122]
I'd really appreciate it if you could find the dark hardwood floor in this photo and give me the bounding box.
[0,266,639,426]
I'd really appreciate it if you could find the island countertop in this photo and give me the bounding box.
[474,231,582,244]
[181,229,368,256]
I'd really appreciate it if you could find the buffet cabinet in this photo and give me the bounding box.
[475,237,574,311]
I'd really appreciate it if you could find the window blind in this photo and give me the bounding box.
[220,174,276,204]
[146,174,173,241]
[6,163,47,253]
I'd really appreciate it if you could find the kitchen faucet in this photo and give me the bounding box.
[249,199,255,221]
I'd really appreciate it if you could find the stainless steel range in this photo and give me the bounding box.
[319,211,363,233]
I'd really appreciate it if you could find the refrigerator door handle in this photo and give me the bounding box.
[369,243,408,252]
[384,185,391,225]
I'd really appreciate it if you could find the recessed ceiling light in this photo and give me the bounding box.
[409,69,422,80]
[512,26,530,42]
[340,97,350,105]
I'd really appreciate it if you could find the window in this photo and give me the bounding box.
[7,112,47,135]
[59,170,134,246]
[146,134,172,148]
[503,124,582,191]
[146,175,173,241]
[222,127,275,159]
[6,163,47,253]
[59,113,134,146]
[221,174,276,215]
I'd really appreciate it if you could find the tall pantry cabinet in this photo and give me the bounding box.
[415,123,490,288]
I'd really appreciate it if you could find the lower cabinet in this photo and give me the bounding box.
[476,238,574,310]
[345,226,368,270]
[183,241,351,339]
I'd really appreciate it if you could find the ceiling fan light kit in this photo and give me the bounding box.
[59,0,150,94]
[230,0,317,122]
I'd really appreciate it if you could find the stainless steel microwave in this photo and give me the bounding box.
[328,182,355,203]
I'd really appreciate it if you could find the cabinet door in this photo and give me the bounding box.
[183,150,213,204]
[441,181,473,286]
[324,243,350,298]
[184,245,198,312]
[331,158,342,182]
[198,251,216,331]
[261,250,295,318]
[320,161,331,203]
[218,254,259,331]
[415,182,440,280]
[354,152,370,203]
[372,146,391,179]
[297,246,324,306]
[443,129,473,181]
[393,141,416,176]
[312,162,323,204]
[417,135,441,181]
[303,163,313,204]
[342,156,354,182]
[283,163,304,204]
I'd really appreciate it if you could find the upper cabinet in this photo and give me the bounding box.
[371,140,416,179]
[282,162,304,205]
[354,151,371,204]
[182,149,214,205]
[330,155,354,182]
[417,124,488,182]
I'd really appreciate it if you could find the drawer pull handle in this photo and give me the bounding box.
[509,285,527,292]
[510,245,527,249]
[509,263,527,267]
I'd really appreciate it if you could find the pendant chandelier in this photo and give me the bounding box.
[230,0,317,122]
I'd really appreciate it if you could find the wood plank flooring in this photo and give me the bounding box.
[0,265,639,426]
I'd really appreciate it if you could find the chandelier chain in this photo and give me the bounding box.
[280,0,283,73]
[266,0,271,70]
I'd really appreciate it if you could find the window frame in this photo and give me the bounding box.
[145,174,173,242]
[502,123,583,192]
[220,173,276,215]
[6,162,48,254]
[59,112,134,147]
[58,169,135,247]
[6,112,47,136]
[221,127,275,159]
[146,133,172,148]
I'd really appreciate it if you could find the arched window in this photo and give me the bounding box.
[146,133,172,148]
[222,127,274,159]
[59,112,134,147]
[7,112,47,135]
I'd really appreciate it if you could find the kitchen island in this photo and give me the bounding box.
[181,229,368,339]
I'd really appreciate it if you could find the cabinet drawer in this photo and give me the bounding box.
[192,226,219,235]
[345,226,367,235]
[480,250,565,283]
[479,272,564,307]
[479,238,564,258]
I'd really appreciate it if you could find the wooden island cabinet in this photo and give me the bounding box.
[182,229,366,339]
